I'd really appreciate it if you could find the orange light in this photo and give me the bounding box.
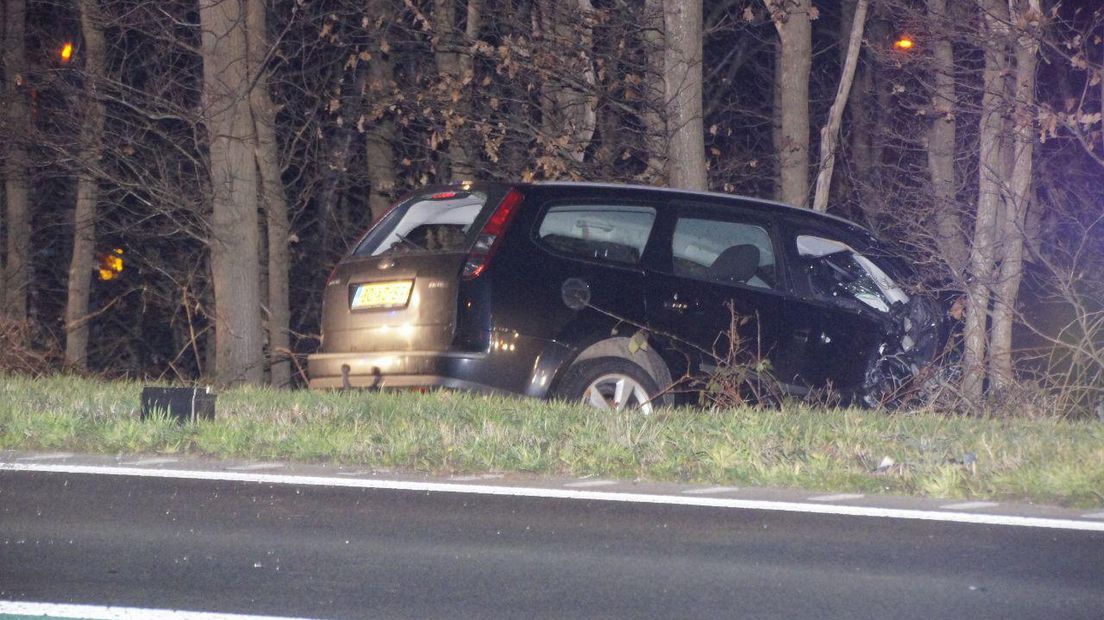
[893,37,914,51]
[60,42,73,62]
[97,248,124,281]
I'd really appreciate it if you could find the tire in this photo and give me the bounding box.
[860,351,914,409]
[554,356,662,414]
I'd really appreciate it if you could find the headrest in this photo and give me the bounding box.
[709,244,760,284]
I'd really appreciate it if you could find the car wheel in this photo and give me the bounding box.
[555,357,661,414]
[861,351,914,409]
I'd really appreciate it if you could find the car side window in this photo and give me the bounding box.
[536,204,656,266]
[796,235,909,313]
[671,216,777,289]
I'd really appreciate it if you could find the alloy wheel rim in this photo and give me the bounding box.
[581,373,653,415]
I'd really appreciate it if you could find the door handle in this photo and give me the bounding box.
[663,296,699,313]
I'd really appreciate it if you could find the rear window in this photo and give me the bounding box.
[353,190,492,257]
[536,204,656,265]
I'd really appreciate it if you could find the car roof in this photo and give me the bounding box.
[414,180,876,241]
[515,181,872,235]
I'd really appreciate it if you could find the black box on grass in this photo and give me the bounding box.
[140,386,215,423]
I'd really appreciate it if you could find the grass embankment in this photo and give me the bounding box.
[1,375,1102,508]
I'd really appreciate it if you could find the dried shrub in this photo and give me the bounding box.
[0,319,62,377]
[688,303,783,410]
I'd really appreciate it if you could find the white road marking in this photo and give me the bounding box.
[683,486,740,495]
[940,501,999,510]
[16,453,74,461]
[0,600,315,620]
[809,493,865,502]
[120,457,179,466]
[226,463,284,471]
[3,462,1103,532]
[564,479,617,488]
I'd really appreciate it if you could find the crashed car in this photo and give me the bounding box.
[308,181,949,411]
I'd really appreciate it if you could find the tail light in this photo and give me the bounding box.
[462,189,524,280]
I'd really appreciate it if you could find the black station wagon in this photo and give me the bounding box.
[308,182,947,411]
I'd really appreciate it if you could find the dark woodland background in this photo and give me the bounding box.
[0,0,1100,413]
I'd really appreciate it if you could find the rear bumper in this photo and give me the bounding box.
[307,351,500,392]
[307,337,573,398]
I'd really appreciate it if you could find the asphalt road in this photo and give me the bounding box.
[2,469,1102,619]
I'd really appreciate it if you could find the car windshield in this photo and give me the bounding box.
[353,190,491,257]
[797,235,909,313]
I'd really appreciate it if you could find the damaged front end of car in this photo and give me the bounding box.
[860,293,958,408]
[795,234,959,409]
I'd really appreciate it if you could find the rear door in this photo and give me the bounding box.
[320,186,507,353]
[494,195,660,342]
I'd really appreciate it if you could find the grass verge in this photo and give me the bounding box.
[1,374,1102,508]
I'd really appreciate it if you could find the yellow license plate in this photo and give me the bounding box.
[351,280,413,310]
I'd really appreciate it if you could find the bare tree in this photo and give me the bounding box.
[317,51,367,253]
[433,0,480,180]
[200,0,264,385]
[364,0,399,222]
[961,0,1011,402]
[989,0,1042,392]
[663,0,707,190]
[247,0,291,387]
[64,0,108,369]
[537,0,598,166]
[763,0,812,207]
[2,0,31,321]
[640,0,668,183]
[811,0,868,213]
[925,0,968,275]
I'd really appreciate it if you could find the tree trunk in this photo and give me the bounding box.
[538,0,598,167]
[460,0,481,87]
[961,0,1011,402]
[365,6,398,223]
[838,0,867,207]
[867,22,892,215]
[763,0,812,207]
[925,0,968,276]
[64,0,108,369]
[989,0,1041,392]
[662,0,706,191]
[246,0,291,388]
[848,57,873,202]
[771,39,784,200]
[2,0,31,321]
[811,0,868,213]
[200,0,264,386]
[365,125,397,222]
[433,0,477,180]
[640,0,667,183]
[0,0,3,310]
[317,48,368,256]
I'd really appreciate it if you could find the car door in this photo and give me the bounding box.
[642,202,812,394]
[779,224,901,395]
[493,195,660,344]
